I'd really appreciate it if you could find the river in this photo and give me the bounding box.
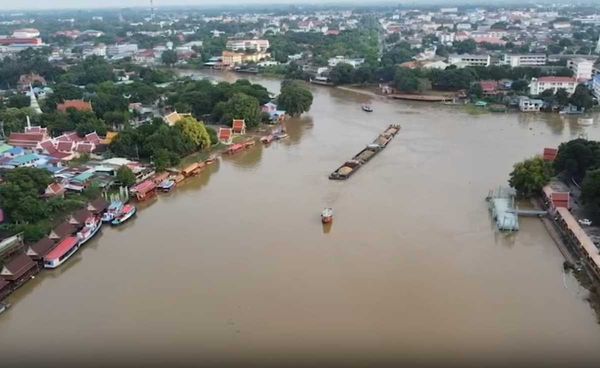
[1,70,600,367]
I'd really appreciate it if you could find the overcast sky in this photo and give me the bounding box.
[2,0,363,11]
[0,0,490,11]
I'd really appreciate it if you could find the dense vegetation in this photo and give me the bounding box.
[277,80,314,116]
[509,139,600,222]
[509,157,553,197]
[0,167,99,242]
[110,116,213,171]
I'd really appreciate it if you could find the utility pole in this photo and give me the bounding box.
[150,0,155,20]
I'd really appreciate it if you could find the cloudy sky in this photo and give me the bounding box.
[0,0,466,11]
[2,0,360,11]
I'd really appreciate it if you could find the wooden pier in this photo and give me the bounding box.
[329,124,400,180]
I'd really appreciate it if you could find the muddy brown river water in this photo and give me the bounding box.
[1,71,600,367]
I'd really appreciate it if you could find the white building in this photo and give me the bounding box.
[439,33,455,44]
[225,39,270,52]
[328,56,365,68]
[107,43,139,58]
[448,54,491,67]
[83,44,106,58]
[519,97,543,112]
[529,76,577,96]
[502,54,547,67]
[12,28,40,38]
[567,58,594,82]
[456,23,472,31]
[592,75,600,99]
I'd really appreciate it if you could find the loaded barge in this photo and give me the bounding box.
[329,124,400,180]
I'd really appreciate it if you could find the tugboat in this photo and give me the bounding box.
[321,208,333,224]
[362,105,373,112]
[112,204,137,226]
[102,201,124,222]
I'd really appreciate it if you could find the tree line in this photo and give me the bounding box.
[509,139,600,223]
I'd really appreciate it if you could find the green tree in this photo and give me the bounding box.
[0,107,37,134]
[581,169,600,222]
[116,165,136,187]
[554,139,600,181]
[569,84,594,111]
[328,63,355,85]
[277,80,313,117]
[511,79,529,92]
[161,50,178,66]
[468,83,483,98]
[508,157,553,198]
[0,167,53,224]
[555,88,570,106]
[216,92,261,128]
[453,39,477,54]
[6,93,31,108]
[175,116,211,150]
[394,68,419,92]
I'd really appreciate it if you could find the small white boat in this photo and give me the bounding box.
[158,179,176,192]
[321,208,333,224]
[578,118,594,126]
[362,105,373,112]
[102,201,124,222]
[77,217,102,246]
[112,204,137,226]
[0,302,11,315]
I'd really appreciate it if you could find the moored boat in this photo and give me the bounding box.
[321,208,333,223]
[260,134,274,144]
[273,132,288,140]
[0,302,11,315]
[43,236,80,269]
[158,179,176,192]
[102,201,124,222]
[77,216,102,246]
[112,204,137,226]
[205,155,217,165]
[362,105,373,112]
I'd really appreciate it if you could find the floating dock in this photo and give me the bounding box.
[329,124,400,180]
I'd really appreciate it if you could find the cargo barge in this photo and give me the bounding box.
[329,124,400,180]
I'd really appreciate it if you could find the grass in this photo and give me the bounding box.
[463,104,490,116]
[176,142,226,170]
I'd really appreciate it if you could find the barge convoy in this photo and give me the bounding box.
[329,124,400,180]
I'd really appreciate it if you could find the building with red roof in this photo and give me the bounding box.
[218,127,233,144]
[57,100,93,113]
[43,236,79,268]
[543,185,571,211]
[479,80,501,96]
[131,179,157,201]
[7,132,47,149]
[232,119,246,135]
[543,148,558,162]
[530,76,577,96]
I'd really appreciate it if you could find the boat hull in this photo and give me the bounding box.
[78,221,102,247]
[112,207,137,226]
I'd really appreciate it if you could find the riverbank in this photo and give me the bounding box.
[4,69,600,366]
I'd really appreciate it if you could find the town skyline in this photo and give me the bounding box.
[0,0,582,12]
